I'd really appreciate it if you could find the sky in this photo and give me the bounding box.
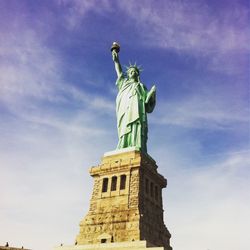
[0,0,249,250]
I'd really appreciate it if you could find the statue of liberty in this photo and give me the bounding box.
[111,42,156,153]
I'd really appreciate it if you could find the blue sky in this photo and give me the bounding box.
[0,0,249,250]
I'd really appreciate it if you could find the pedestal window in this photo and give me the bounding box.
[120,175,126,190]
[102,178,108,192]
[111,176,117,191]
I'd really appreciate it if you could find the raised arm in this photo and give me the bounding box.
[112,50,123,78]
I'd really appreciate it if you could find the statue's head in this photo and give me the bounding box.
[126,63,142,81]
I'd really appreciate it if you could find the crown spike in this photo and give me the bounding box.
[125,61,143,74]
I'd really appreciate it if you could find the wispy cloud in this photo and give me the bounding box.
[58,0,249,75]
[118,0,249,52]
[61,0,249,53]
[0,26,65,104]
[0,22,114,125]
[56,0,112,29]
[119,0,249,75]
[153,90,249,130]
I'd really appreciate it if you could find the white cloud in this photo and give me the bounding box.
[0,22,116,249]
[165,151,250,250]
[56,0,112,29]
[0,28,65,104]
[0,144,92,249]
[0,102,115,250]
[0,23,115,126]
[152,90,249,130]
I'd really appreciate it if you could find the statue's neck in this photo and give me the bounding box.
[127,78,139,83]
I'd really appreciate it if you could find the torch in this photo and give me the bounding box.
[110,42,120,53]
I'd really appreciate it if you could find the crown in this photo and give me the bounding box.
[125,62,143,74]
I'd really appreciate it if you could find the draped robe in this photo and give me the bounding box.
[116,74,156,152]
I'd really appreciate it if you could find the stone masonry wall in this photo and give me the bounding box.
[75,150,172,250]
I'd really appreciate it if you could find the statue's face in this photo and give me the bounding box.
[127,68,139,80]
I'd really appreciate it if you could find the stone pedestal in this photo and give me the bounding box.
[54,148,172,250]
[54,240,165,250]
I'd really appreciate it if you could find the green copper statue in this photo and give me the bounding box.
[111,42,156,153]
